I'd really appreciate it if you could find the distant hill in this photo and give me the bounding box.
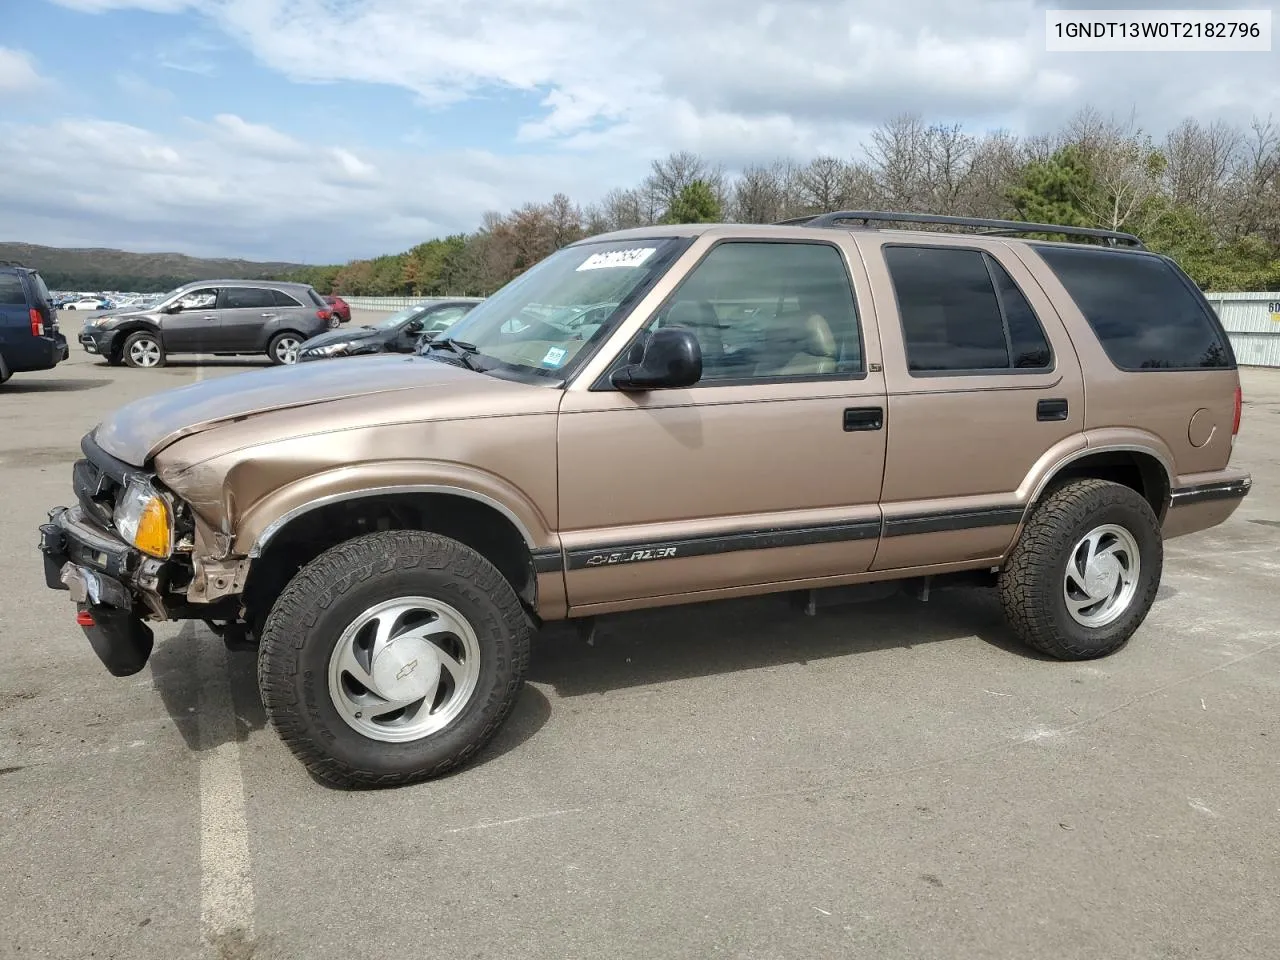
[0,242,309,293]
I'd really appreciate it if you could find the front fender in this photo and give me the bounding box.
[233,460,557,558]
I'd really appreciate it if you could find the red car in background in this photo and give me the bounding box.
[323,295,351,323]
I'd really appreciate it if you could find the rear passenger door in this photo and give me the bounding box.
[557,236,888,610]
[0,273,30,356]
[858,237,1085,571]
[217,287,280,350]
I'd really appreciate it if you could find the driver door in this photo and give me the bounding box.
[555,236,888,613]
[161,287,221,352]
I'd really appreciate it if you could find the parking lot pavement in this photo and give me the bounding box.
[2,323,1279,960]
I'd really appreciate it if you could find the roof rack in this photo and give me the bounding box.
[0,259,29,268]
[778,210,1145,249]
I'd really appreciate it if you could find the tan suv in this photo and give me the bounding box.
[38,211,1252,788]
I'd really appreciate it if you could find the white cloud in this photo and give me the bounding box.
[0,116,619,262]
[205,113,307,159]
[0,48,47,94]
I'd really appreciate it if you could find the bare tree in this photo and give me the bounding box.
[546,192,584,249]
[1163,119,1240,217]
[866,113,929,209]
[644,151,725,219]
[796,156,853,212]
[730,161,787,223]
[1224,116,1280,241]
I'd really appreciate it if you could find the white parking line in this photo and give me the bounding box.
[196,638,255,949]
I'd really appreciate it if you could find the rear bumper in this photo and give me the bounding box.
[39,505,154,675]
[4,332,67,372]
[1163,472,1252,539]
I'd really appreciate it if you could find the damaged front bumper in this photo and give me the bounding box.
[39,505,157,676]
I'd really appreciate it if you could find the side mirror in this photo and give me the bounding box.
[162,303,180,314]
[611,326,702,391]
[405,320,423,334]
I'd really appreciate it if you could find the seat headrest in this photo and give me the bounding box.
[666,300,717,328]
[803,314,836,358]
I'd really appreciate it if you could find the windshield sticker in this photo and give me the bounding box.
[576,247,657,271]
[542,346,568,367]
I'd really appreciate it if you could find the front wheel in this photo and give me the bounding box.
[122,331,165,368]
[257,531,531,788]
[998,478,1163,660]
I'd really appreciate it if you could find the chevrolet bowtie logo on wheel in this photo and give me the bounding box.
[395,659,419,681]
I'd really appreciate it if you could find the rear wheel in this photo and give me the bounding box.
[257,530,531,788]
[122,331,164,368]
[998,479,1162,660]
[268,332,302,365]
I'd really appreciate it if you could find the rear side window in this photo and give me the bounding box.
[884,246,1053,374]
[271,289,303,307]
[30,272,51,306]
[306,289,328,308]
[0,274,27,305]
[1033,245,1232,370]
[221,287,276,309]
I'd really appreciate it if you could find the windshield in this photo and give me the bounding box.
[371,306,426,330]
[429,237,688,379]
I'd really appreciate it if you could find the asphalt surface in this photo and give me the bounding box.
[2,309,1278,960]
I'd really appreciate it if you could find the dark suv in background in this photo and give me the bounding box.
[78,279,336,368]
[0,261,68,385]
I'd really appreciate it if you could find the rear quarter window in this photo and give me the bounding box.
[1033,245,1233,370]
[0,274,28,305]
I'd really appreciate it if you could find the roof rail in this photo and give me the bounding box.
[0,259,29,268]
[778,210,1145,249]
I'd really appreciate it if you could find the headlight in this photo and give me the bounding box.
[113,477,173,558]
[303,342,348,358]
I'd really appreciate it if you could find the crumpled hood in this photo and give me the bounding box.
[299,325,388,350]
[92,354,494,466]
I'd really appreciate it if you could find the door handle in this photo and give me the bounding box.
[200,315,217,321]
[843,406,884,431]
[260,313,277,318]
[1037,398,1069,421]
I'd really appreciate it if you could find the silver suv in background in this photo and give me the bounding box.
[78,279,337,367]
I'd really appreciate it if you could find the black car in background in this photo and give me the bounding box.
[0,261,68,385]
[297,298,482,362]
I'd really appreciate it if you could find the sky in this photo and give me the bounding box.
[0,0,1276,265]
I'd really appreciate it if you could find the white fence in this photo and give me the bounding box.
[344,296,469,311]
[1206,292,1280,368]
[346,292,1280,368]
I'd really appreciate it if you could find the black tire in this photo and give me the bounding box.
[998,478,1162,660]
[267,331,302,365]
[257,530,531,788]
[121,330,165,368]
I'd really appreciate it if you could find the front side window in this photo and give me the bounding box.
[884,246,1052,374]
[632,241,863,382]
[428,237,689,379]
[174,288,218,311]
